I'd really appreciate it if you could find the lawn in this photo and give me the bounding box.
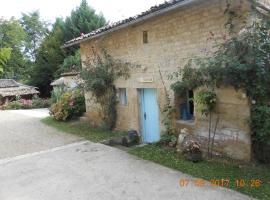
[42,117,126,142]
[129,144,270,200]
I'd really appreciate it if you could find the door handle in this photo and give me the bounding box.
[144,112,147,120]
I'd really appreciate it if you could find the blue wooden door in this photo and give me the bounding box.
[140,89,160,143]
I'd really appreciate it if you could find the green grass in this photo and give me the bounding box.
[129,144,270,200]
[42,117,126,142]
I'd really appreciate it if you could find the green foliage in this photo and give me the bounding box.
[30,20,66,97]
[162,101,176,135]
[57,50,81,75]
[4,48,31,80]
[32,95,51,108]
[81,49,129,130]
[158,70,176,135]
[195,89,217,158]
[250,105,270,163]
[51,87,66,104]
[0,1,107,96]
[0,48,11,73]
[159,134,177,147]
[171,81,190,96]
[195,89,217,116]
[30,1,106,97]
[0,18,26,48]
[250,105,270,143]
[250,104,270,165]
[63,0,106,44]
[3,101,22,110]
[50,90,85,121]
[170,64,204,95]
[20,11,48,60]
[0,18,27,78]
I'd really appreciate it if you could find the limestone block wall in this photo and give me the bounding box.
[193,87,251,161]
[80,0,252,161]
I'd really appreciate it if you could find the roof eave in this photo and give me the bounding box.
[62,0,200,48]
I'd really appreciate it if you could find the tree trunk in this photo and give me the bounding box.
[207,112,212,158]
[210,116,220,159]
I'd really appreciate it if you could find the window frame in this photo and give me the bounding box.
[143,30,148,44]
[175,90,195,122]
[117,88,128,106]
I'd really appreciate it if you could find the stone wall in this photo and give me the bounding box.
[80,0,252,161]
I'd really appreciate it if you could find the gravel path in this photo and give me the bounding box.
[0,109,81,159]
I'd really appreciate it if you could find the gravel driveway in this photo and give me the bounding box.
[0,109,81,159]
[0,109,253,200]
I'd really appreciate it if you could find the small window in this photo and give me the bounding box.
[118,88,128,106]
[175,90,194,121]
[143,31,148,44]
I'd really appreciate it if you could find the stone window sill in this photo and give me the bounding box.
[176,119,195,126]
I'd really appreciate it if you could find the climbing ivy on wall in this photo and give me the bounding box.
[81,49,130,130]
[159,69,176,136]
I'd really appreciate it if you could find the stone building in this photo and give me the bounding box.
[63,0,257,161]
[51,71,80,92]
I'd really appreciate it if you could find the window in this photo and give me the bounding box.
[175,90,194,121]
[143,31,148,44]
[118,88,128,106]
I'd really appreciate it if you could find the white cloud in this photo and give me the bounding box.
[0,0,166,23]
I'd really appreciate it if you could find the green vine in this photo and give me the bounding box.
[195,89,217,117]
[159,69,176,135]
[81,49,130,130]
[195,89,218,158]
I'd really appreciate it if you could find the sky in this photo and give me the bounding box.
[0,0,166,24]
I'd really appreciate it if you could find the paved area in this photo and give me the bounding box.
[0,110,252,200]
[0,109,81,159]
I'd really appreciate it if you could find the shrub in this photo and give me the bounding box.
[250,105,270,163]
[50,90,86,121]
[4,101,23,110]
[159,134,178,147]
[51,87,66,104]
[2,97,50,110]
[32,96,51,108]
[251,105,270,143]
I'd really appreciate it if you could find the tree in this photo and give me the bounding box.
[30,1,107,97]
[63,0,106,43]
[20,11,48,60]
[0,48,11,73]
[0,18,26,48]
[30,19,66,97]
[56,50,82,76]
[5,48,30,80]
[0,18,26,78]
